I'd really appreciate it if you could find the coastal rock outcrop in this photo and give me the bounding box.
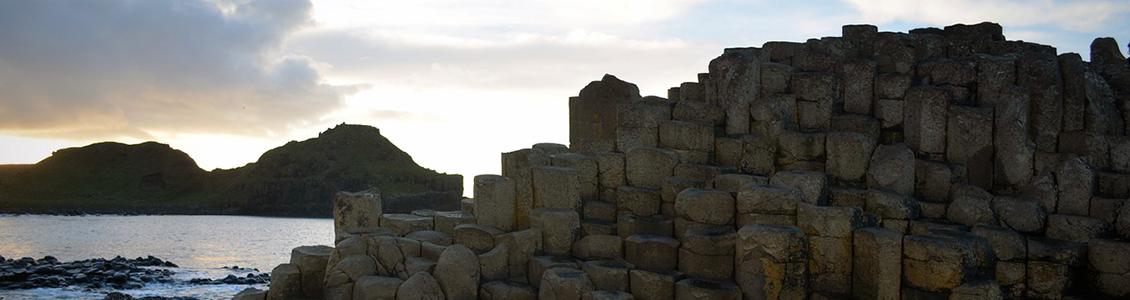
[262,22,1130,299]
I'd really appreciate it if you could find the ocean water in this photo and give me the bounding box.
[0,214,334,300]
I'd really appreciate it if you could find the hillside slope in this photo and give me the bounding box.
[0,124,462,216]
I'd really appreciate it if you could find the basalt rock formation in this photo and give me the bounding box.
[0,124,462,217]
[261,22,1130,299]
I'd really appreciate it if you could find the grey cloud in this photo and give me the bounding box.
[0,0,352,139]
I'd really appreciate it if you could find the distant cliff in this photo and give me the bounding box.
[0,124,462,217]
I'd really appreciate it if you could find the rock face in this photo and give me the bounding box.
[260,23,1130,300]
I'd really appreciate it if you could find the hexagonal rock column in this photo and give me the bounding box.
[769,171,829,206]
[674,188,735,228]
[866,143,915,196]
[852,227,903,300]
[1088,239,1130,297]
[582,259,633,292]
[570,74,642,153]
[902,234,982,293]
[353,275,402,300]
[626,147,680,189]
[289,245,332,299]
[796,204,865,294]
[539,267,596,300]
[267,263,302,300]
[397,272,445,299]
[553,153,601,201]
[498,229,543,278]
[903,86,949,155]
[530,208,582,257]
[736,224,808,300]
[433,210,475,237]
[452,223,504,254]
[674,278,742,300]
[434,244,480,300]
[380,213,434,236]
[617,98,673,153]
[630,269,682,300]
[1026,237,1085,298]
[532,166,582,211]
[679,227,737,280]
[706,47,761,135]
[826,132,876,183]
[736,184,803,227]
[625,234,680,272]
[502,148,549,229]
[993,88,1035,188]
[324,255,377,300]
[480,281,537,300]
[333,190,382,241]
[473,175,517,231]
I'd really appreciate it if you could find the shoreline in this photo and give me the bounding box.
[0,255,268,299]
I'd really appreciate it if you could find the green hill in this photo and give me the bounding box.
[0,124,462,216]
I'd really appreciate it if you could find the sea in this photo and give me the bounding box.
[0,214,334,300]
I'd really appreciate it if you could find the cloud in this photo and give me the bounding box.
[841,0,1130,32]
[0,0,354,139]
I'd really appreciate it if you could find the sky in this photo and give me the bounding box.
[1,0,1128,196]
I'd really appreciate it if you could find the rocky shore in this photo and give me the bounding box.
[0,254,270,298]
